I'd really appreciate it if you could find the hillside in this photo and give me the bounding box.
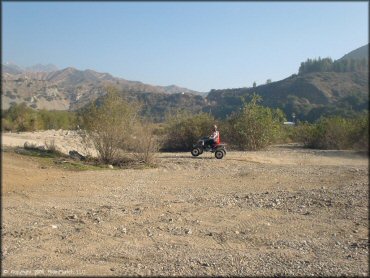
[2,64,24,75]
[206,43,369,122]
[206,71,368,122]
[2,66,203,119]
[340,44,369,60]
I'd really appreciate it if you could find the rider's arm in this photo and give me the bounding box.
[210,131,219,139]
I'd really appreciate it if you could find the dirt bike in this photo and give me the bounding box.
[191,137,227,159]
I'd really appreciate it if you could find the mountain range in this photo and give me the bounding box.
[2,44,369,122]
[2,65,204,118]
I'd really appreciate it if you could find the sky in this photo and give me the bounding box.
[2,1,369,92]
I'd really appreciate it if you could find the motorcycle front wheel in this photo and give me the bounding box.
[191,148,201,156]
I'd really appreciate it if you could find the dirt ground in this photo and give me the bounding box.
[1,131,369,276]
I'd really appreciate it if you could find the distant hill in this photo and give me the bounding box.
[2,65,204,120]
[206,71,368,122]
[25,63,59,73]
[2,63,24,75]
[339,44,369,60]
[206,44,369,122]
[2,63,59,74]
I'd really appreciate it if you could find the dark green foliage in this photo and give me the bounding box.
[161,111,215,151]
[279,125,297,144]
[312,117,352,149]
[293,113,369,150]
[1,103,78,132]
[38,109,78,130]
[299,57,334,74]
[223,95,286,150]
[299,57,368,75]
[2,103,39,131]
[348,112,369,151]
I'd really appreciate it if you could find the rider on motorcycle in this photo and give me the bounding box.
[206,125,220,149]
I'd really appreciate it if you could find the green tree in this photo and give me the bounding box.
[225,94,286,150]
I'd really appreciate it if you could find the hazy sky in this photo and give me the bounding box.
[3,1,368,92]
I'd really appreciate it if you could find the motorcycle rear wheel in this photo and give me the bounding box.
[215,150,224,159]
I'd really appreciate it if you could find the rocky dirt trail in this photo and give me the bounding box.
[1,131,369,276]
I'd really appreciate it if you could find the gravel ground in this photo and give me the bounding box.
[1,131,369,276]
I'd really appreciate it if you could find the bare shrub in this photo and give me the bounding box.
[76,129,95,158]
[129,123,159,164]
[44,139,56,152]
[82,86,139,164]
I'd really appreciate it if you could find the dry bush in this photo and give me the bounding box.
[76,129,96,158]
[129,123,159,164]
[44,139,56,152]
[81,86,159,165]
[162,111,215,151]
[82,87,139,164]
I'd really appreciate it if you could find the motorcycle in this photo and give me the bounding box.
[190,137,226,159]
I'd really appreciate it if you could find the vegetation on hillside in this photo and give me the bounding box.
[206,70,368,123]
[298,57,368,75]
[131,91,206,122]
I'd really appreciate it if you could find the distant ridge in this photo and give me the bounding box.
[25,63,59,73]
[2,63,59,74]
[339,44,369,60]
[2,64,204,119]
[2,63,24,75]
